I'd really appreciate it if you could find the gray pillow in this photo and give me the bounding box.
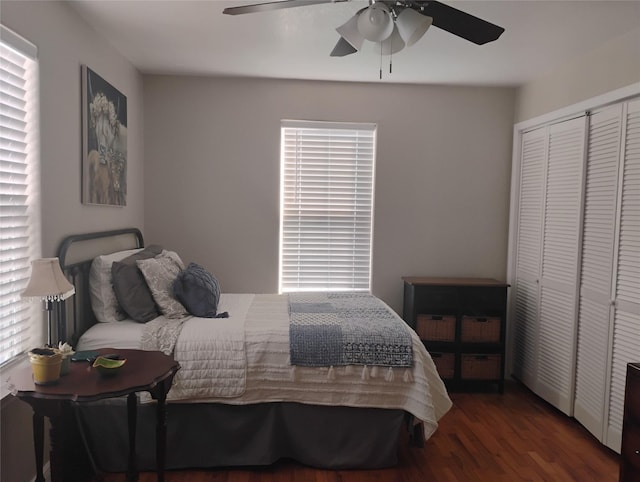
[136,251,189,319]
[173,263,221,318]
[112,245,163,322]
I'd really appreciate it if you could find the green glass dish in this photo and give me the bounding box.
[92,355,126,377]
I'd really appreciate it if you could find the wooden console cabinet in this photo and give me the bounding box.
[402,277,508,392]
[620,362,640,482]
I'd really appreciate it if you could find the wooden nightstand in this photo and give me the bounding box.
[9,348,180,482]
[621,362,640,482]
[402,277,509,392]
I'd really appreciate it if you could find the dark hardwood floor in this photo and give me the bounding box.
[98,381,620,482]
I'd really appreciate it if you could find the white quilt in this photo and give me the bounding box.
[164,294,251,399]
[78,293,452,438]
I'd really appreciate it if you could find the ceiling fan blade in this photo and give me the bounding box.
[417,0,504,45]
[223,0,342,16]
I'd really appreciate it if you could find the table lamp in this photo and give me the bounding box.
[21,258,75,347]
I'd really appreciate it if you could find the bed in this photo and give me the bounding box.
[57,228,452,472]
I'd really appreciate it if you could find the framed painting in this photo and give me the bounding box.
[82,65,127,206]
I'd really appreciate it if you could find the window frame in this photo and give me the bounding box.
[279,120,377,293]
[1,24,41,375]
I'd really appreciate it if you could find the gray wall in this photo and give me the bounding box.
[1,0,145,258]
[514,26,640,123]
[143,76,516,313]
[1,2,144,481]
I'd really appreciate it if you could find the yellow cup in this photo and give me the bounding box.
[28,351,62,385]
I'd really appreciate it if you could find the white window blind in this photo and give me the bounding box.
[1,26,40,366]
[279,121,376,293]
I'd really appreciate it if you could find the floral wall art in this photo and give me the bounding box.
[82,66,127,206]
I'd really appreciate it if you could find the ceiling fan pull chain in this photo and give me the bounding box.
[379,42,383,80]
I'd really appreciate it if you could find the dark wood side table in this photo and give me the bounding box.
[621,362,640,482]
[8,348,180,482]
[402,277,509,392]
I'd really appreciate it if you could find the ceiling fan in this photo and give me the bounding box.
[223,0,505,58]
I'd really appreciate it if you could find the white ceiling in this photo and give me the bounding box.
[68,0,640,86]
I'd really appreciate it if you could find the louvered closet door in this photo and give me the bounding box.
[574,105,623,440]
[606,99,640,452]
[537,116,586,415]
[512,127,546,387]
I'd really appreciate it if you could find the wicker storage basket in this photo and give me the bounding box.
[416,314,455,341]
[430,352,455,379]
[460,354,501,380]
[461,316,501,343]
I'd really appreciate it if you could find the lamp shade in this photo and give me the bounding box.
[380,25,405,56]
[357,3,394,42]
[396,8,432,46]
[21,258,75,301]
[336,13,365,51]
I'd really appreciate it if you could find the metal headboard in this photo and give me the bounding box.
[57,228,144,347]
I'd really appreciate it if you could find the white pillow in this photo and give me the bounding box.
[89,248,143,322]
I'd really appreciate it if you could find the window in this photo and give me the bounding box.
[1,25,40,366]
[279,121,376,293]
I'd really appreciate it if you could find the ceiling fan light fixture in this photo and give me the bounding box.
[336,13,365,51]
[330,37,358,57]
[396,8,433,46]
[357,3,394,42]
[380,25,405,56]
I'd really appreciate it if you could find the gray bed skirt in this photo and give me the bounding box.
[75,400,407,472]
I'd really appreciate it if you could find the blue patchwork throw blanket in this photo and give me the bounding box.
[289,292,413,368]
